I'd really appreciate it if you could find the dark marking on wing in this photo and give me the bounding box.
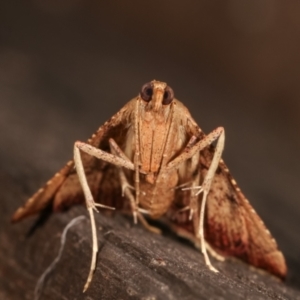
[167,146,287,279]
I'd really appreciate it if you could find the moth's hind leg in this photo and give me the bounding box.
[109,139,161,234]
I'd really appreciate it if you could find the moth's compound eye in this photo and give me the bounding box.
[162,86,174,105]
[140,82,153,102]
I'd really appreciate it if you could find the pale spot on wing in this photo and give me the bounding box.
[231,179,237,185]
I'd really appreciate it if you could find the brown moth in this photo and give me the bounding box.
[12,80,287,292]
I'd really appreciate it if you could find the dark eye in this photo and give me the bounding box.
[140,82,153,102]
[162,86,174,105]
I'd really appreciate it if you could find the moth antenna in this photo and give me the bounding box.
[134,98,141,214]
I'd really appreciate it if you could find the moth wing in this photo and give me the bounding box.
[201,147,287,278]
[12,99,135,222]
[11,161,74,222]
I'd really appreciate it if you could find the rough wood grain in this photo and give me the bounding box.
[0,172,299,300]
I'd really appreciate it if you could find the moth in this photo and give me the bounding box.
[12,80,287,292]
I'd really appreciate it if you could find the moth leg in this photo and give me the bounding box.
[108,138,161,234]
[205,242,225,262]
[197,128,225,272]
[137,213,162,234]
[186,148,202,220]
[73,146,99,292]
[166,127,224,171]
[194,239,225,262]
[120,182,161,234]
[173,181,194,190]
[121,185,161,234]
[74,141,137,292]
[107,138,135,196]
[76,141,135,171]
[176,143,202,221]
[167,127,225,272]
[180,186,202,220]
[108,138,138,224]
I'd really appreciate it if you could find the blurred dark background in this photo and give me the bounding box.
[1,0,300,297]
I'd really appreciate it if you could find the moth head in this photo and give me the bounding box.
[140,80,174,112]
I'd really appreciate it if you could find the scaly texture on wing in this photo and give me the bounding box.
[167,146,287,279]
[11,99,136,222]
[11,161,75,222]
[202,148,287,279]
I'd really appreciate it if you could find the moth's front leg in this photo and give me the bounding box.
[108,138,161,234]
[167,127,225,273]
[175,166,201,221]
[196,128,225,272]
[171,134,203,221]
[107,138,137,222]
[74,141,136,292]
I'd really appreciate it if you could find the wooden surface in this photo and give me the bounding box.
[1,178,300,300]
[1,1,300,299]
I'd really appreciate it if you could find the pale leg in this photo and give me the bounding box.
[197,128,225,272]
[109,139,161,234]
[108,138,137,223]
[166,127,225,272]
[74,141,136,292]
